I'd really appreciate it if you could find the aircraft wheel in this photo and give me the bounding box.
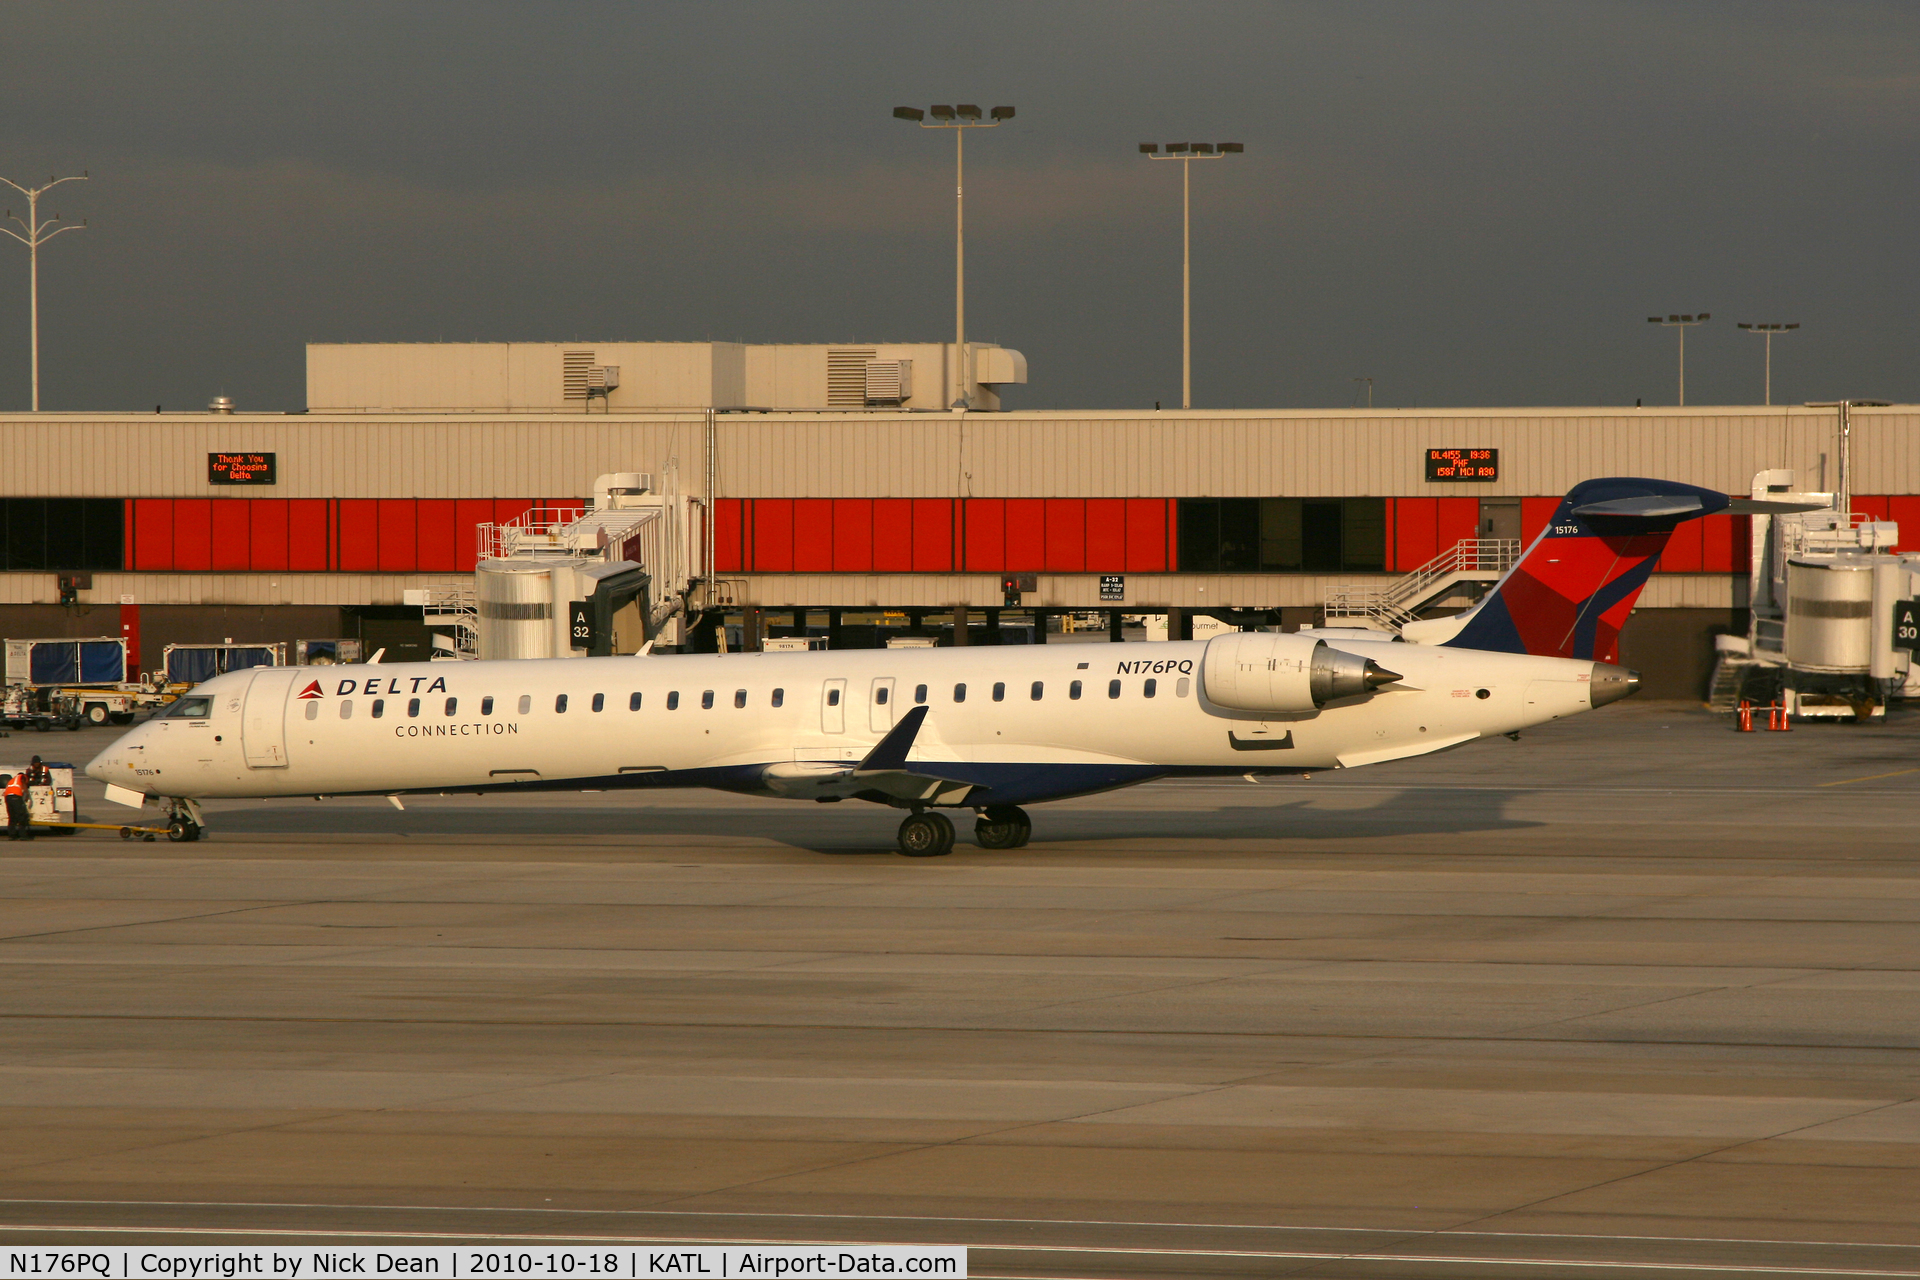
[897,811,955,857]
[977,805,1031,849]
[166,818,201,843]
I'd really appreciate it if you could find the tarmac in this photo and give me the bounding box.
[3,701,1919,1277]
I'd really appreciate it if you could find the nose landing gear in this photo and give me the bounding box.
[161,797,203,843]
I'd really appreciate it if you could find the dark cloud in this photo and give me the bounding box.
[1,0,1917,412]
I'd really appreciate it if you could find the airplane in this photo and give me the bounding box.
[86,477,1807,856]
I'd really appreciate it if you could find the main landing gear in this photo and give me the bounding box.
[893,805,1032,856]
[973,805,1031,850]
[896,810,954,857]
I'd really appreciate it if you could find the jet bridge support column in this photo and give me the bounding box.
[1108,609,1125,641]
[951,605,969,645]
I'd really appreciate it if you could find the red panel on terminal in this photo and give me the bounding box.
[248,500,289,571]
[209,500,250,571]
[1083,499,1125,570]
[131,500,173,571]
[288,500,329,571]
[871,499,912,572]
[337,499,379,571]
[377,500,417,572]
[1003,499,1045,571]
[910,499,952,572]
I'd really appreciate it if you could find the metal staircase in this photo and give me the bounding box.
[1323,538,1521,632]
[418,584,479,659]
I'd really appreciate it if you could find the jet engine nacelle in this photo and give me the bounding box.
[1201,632,1400,713]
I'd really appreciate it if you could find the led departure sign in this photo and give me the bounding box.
[1425,448,1498,482]
[208,452,277,485]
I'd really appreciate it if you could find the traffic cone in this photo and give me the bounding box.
[1767,700,1791,731]
[1737,700,1753,732]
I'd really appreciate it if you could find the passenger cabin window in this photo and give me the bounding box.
[555,694,568,713]
[772,688,784,708]
[518,695,532,715]
[1108,679,1121,699]
[168,696,212,719]
[371,699,386,719]
[304,700,318,721]
[1030,681,1044,701]
[953,683,966,702]
[914,684,927,704]
[701,690,714,709]
[1144,678,1158,698]
[480,696,493,716]
[734,689,746,709]
[339,700,353,719]
[667,691,680,710]
[591,693,604,712]
[445,697,457,716]
[875,686,889,705]
[826,688,840,707]
[407,698,421,718]
[1070,680,1082,700]
[1176,677,1191,698]
[629,692,642,711]
[992,682,1005,702]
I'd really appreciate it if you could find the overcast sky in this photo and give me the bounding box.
[1,1,1916,413]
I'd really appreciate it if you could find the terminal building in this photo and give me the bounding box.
[3,339,1917,697]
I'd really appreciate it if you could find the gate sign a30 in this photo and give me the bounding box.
[1893,599,1920,652]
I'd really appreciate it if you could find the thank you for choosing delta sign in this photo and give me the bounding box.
[208,452,276,484]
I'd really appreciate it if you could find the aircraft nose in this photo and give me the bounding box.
[1589,663,1641,707]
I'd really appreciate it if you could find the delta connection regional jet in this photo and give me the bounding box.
[88,478,1804,856]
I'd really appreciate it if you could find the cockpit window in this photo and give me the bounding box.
[167,696,213,719]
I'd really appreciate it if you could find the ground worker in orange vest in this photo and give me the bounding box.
[4,771,31,841]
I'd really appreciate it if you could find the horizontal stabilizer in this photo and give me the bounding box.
[1573,495,1704,519]
[1727,497,1831,515]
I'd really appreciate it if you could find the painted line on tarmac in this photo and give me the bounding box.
[0,1222,1913,1276]
[1817,768,1920,787]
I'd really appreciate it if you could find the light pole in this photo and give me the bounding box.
[1352,376,1373,409]
[1646,312,1709,406]
[1140,142,1243,410]
[1737,322,1799,406]
[1,172,88,412]
[893,104,1015,410]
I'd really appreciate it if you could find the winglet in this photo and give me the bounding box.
[858,705,929,771]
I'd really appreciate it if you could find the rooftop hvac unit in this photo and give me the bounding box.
[864,359,912,405]
[588,366,620,396]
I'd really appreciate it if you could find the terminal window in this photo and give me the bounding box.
[1177,497,1385,572]
[1,498,122,571]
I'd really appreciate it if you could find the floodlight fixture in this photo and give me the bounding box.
[1646,312,1710,405]
[1139,137,1246,408]
[1738,322,1801,405]
[892,102,1020,409]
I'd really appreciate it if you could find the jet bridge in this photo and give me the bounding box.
[464,468,704,660]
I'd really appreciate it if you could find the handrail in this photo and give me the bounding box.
[1324,538,1521,631]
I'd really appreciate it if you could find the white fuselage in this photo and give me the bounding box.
[87,638,1610,810]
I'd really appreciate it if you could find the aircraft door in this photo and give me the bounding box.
[821,678,847,734]
[240,668,300,768]
[869,677,895,733]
